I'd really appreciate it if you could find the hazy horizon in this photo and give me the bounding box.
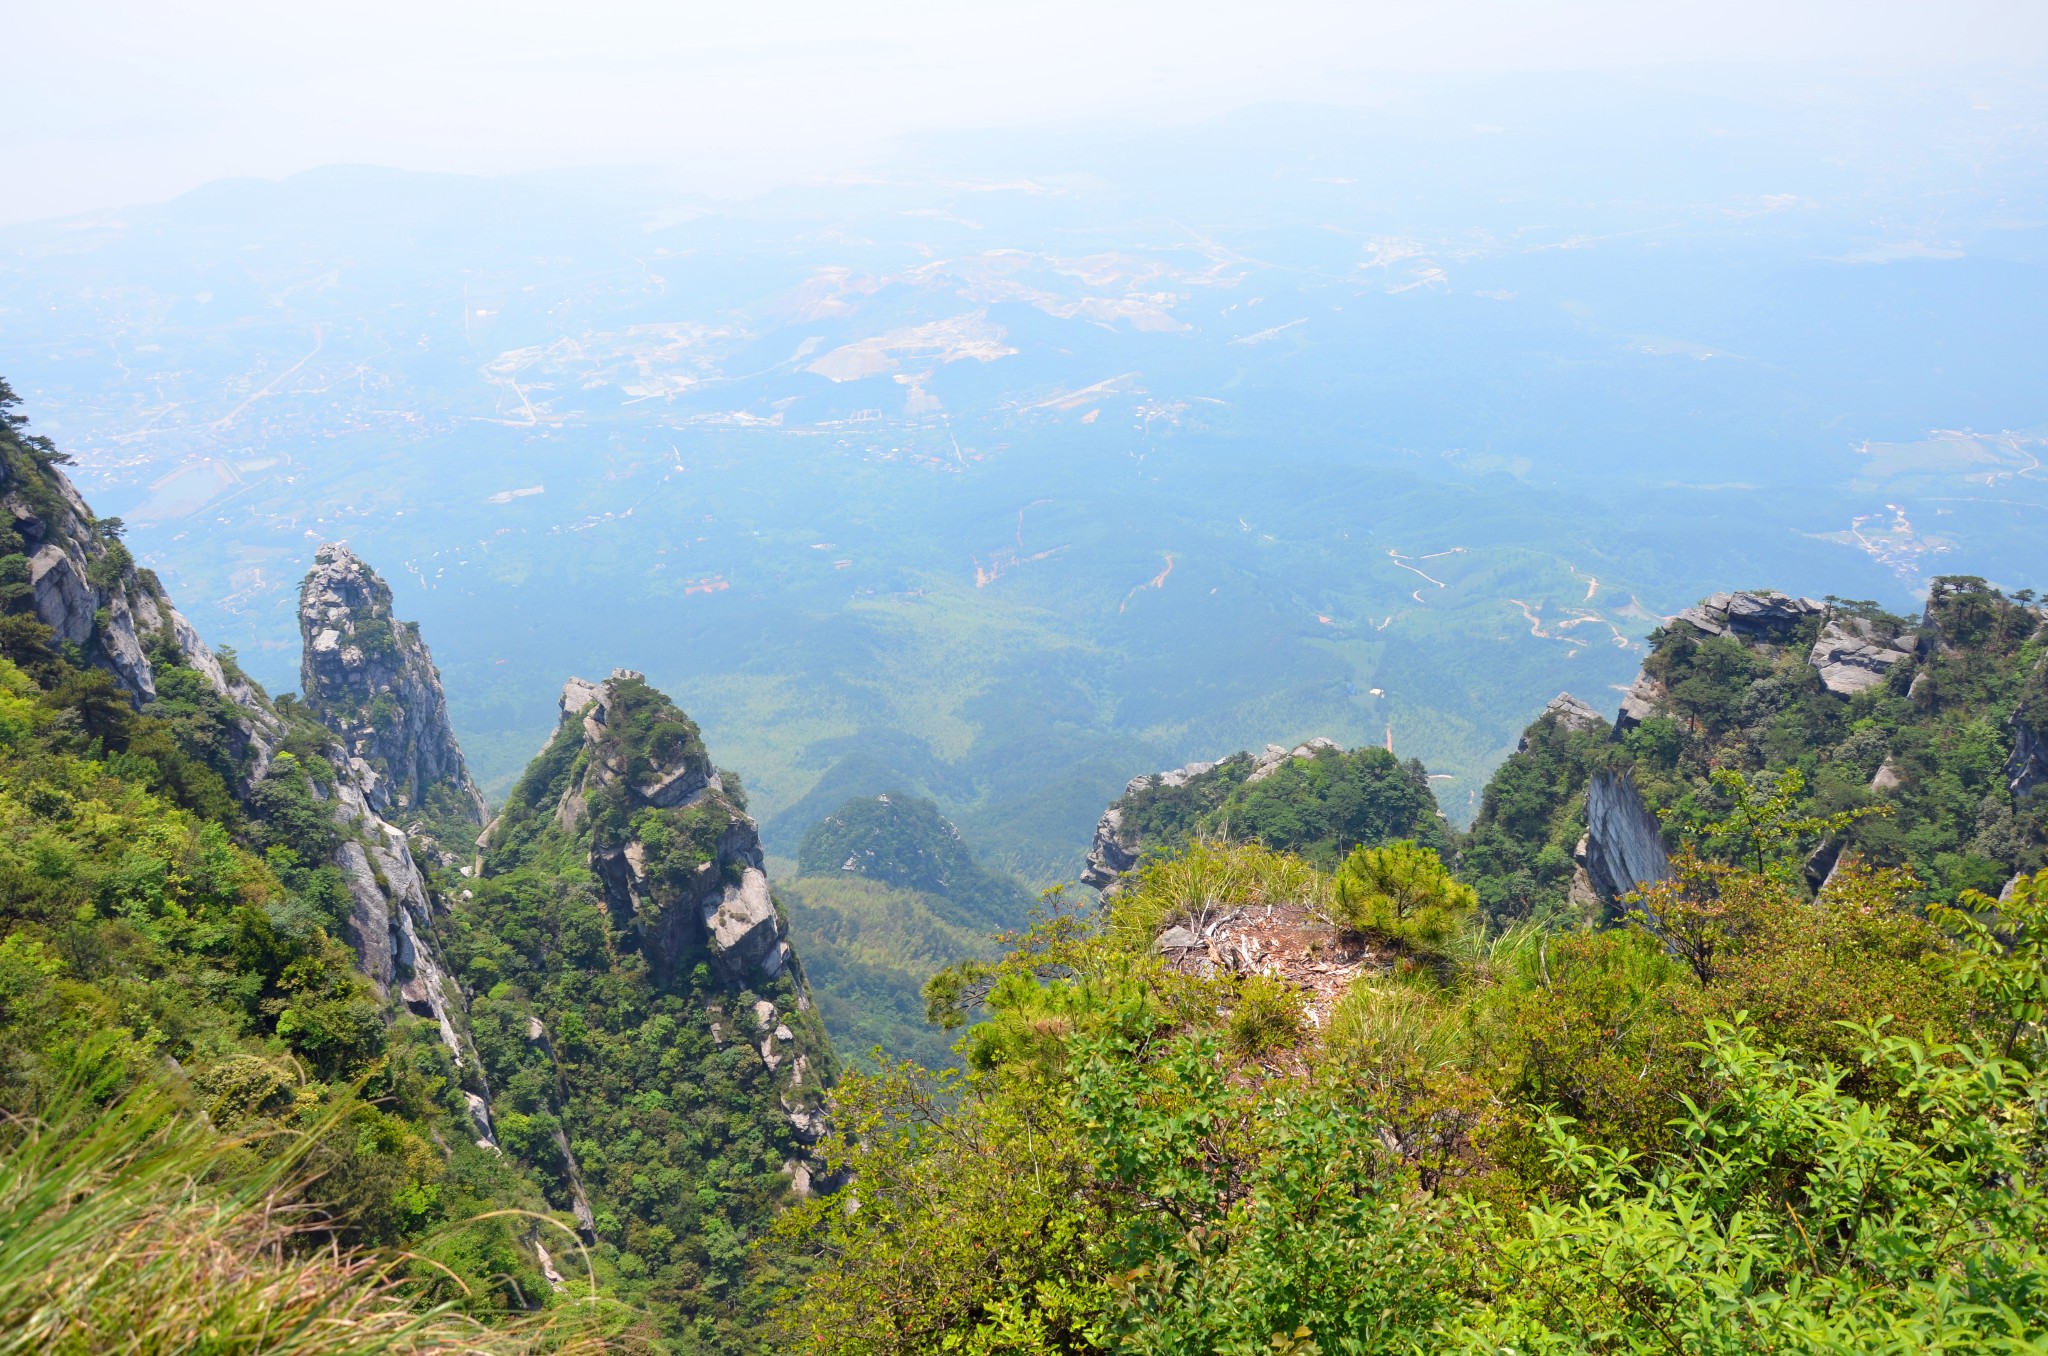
[9,1,2047,225]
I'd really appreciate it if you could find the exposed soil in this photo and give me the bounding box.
[1155,900,1391,1031]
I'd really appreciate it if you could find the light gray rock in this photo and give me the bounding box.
[298,544,488,828]
[1155,925,1202,952]
[2009,710,2048,800]
[704,867,782,973]
[1081,805,1140,890]
[1808,616,1912,696]
[1615,670,1665,730]
[1675,590,1825,642]
[1584,772,1674,905]
[1871,757,1904,791]
[1521,692,1609,750]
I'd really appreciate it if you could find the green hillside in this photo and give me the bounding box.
[1462,580,2048,926]
[784,791,1034,1068]
[0,388,565,1332]
[1091,742,1451,885]
[796,791,1031,927]
[443,672,835,1351]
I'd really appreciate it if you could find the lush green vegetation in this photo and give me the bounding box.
[782,791,1035,1069]
[1112,744,1452,876]
[442,679,836,1354]
[0,623,571,1331]
[775,794,2048,1353]
[777,873,995,1071]
[1463,579,2048,927]
[797,791,1030,928]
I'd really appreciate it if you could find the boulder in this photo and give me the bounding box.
[1808,616,1914,696]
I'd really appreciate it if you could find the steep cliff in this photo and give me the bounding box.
[0,380,572,1310]
[0,405,491,1134]
[452,669,837,1347]
[298,543,487,844]
[1463,583,2048,922]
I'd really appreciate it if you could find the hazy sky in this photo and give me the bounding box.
[6,0,2046,224]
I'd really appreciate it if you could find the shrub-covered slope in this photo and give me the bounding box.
[780,813,2048,1353]
[0,382,566,1324]
[450,670,837,1349]
[1463,581,2048,926]
[1083,738,1450,888]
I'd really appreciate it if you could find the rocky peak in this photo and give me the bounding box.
[298,543,485,829]
[523,669,788,983]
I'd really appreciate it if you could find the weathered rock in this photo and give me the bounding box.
[2009,709,2048,800]
[1871,757,1903,791]
[1519,692,1608,751]
[1614,670,1665,730]
[1584,772,1673,904]
[1808,616,1914,696]
[1676,590,1825,642]
[524,670,794,986]
[299,544,487,829]
[1080,805,1140,890]
[1246,736,1341,784]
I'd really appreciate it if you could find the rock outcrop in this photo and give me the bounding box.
[299,544,487,831]
[1583,771,1673,904]
[1674,590,1826,641]
[1520,692,1607,751]
[1614,671,1665,731]
[2009,708,2048,800]
[511,670,794,984]
[1247,737,1342,783]
[2,455,489,1142]
[1808,616,1917,696]
[0,452,267,723]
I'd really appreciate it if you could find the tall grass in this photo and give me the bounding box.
[0,1075,617,1356]
[1110,838,1329,944]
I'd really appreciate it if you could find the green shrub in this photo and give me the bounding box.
[1329,839,1476,953]
[1226,973,1303,1059]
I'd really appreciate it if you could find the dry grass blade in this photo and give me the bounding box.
[0,1077,621,1356]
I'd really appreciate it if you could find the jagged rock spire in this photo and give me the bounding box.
[299,543,486,828]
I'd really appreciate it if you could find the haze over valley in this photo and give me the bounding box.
[8,76,2046,879]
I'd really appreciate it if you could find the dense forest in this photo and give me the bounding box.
[6,357,2048,1355]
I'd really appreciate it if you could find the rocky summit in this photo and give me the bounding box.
[299,543,486,833]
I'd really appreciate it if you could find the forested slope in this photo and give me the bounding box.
[781,791,1033,1068]
[0,381,837,1353]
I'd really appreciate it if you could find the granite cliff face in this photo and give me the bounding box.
[299,544,487,833]
[0,449,271,734]
[0,455,486,1134]
[559,671,792,982]
[467,666,838,1260]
